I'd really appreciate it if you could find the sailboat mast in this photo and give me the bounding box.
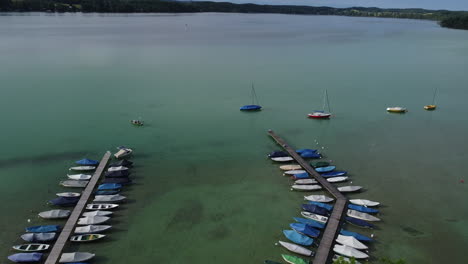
[431,88,438,105]
[325,90,331,113]
[252,83,259,105]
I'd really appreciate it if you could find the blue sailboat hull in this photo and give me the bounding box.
[320,171,347,177]
[293,217,325,229]
[75,158,99,166]
[283,230,314,246]
[345,217,374,228]
[240,105,262,111]
[315,166,336,173]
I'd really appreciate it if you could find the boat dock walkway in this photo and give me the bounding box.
[44,151,111,264]
[268,130,347,264]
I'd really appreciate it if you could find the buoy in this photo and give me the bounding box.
[370,233,375,238]
[27,219,31,223]
[460,179,465,183]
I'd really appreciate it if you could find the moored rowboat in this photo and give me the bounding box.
[74,225,111,234]
[279,165,302,171]
[291,185,322,191]
[347,209,381,222]
[271,157,294,162]
[69,166,96,171]
[86,203,119,210]
[59,252,95,263]
[300,211,328,224]
[333,244,369,259]
[327,176,348,183]
[12,244,49,252]
[70,234,106,242]
[278,241,314,257]
[67,174,92,180]
[304,195,334,203]
[284,170,306,175]
[56,192,81,198]
[349,199,380,207]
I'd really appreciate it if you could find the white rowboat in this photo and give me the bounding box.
[294,179,317,185]
[300,211,328,224]
[278,241,313,256]
[60,180,88,188]
[271,157,294,162]
[338,186,362,193]
[291,185,322,191]
[67,174,92,181]
[347,209,381,222]
[70,234,106,242]
[74,225,111,234]
[349,199,380,207]
[279,165,302,171]
[56,192,81,198]
[77,216,110,225]
[283,170,306,175]
[86,204,119,210]
[114,148,133,159]
[12,244,49,252]
[327,176,348,183]
[59,252,95,263]
[304,195,334,203]
[69,166,96,171]
[107,166,128,172]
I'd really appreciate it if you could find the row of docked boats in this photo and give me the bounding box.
[265,147,383,264]
[7,147,135,263]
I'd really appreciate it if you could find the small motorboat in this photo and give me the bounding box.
[82,211,113,217]
[60,180,88,188]
[268,151,289,158]
[290,223,320,238]
[282,230,313,246]
[131,119,144,126]
[301,204,329,216]
[279,165,302,171]
[109,159,133,167]
[348,204,379,214]
[292,217,325,230]
[108,166,128,172]
[338,186,362,193]
[307,201,333,211]
[102,177,132,185]
[77,216,110,225]
[304,195,334,203]
[8,253,43,263]
[86,203,119,210]
[283,170,306,175]
[271,157,294,162]
[345,217,375,229]
[56,192,81,198]
[67,174,92,180]
[26,225,60,233]
[75,159,99,166]
[70,234,106,242]
[333,244,369,259]
[311,161,330,168]
[48,197,79,207]
[59,252,95,263]
[349,199,380,207]
[320,171,347,177]
[386,107,407,113]
[281,254,309,264]
[424,104,436,110]
[347,210,381,222]
[69,166,96,171]
[93,194,126,203]
[97,183,122,191]
[308,111,331,119]
[340,229,373,242]
[74,225,112,234]
[300,211,328,224]
[95,190,120,195]
[114,147,133,159]
[38,210,71,219]
[21,233,56,243]
[327,176,348,183]
[105,170,130,178]
[12,244,49,252]
[335,235,368,250]
[294,179,317,185]
[291,185,322,191]
[315,166,336,173]
[278,241,314,257]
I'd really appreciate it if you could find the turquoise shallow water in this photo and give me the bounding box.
[0,13,468,264]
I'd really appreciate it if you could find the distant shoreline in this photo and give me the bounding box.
[1,0,468,30]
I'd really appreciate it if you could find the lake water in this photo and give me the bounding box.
[0,12,467,264]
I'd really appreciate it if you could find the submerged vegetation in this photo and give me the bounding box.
[333,256,407,264]
[0,0,468,30]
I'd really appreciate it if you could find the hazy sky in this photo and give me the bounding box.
[196,0,468,11]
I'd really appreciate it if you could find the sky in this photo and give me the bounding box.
[193,0,468,11]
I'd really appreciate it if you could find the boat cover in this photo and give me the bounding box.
[292,172,309,179]
[296,149,317,154]
[97,183,122,190]
[345,217,374,228]
[292,217,325,229]
[26,225,60,233]
[8,253,43,263]
[307,201,333,211]
[75,159,99,166]
[301,204,329,216]
[102,177,132,185]
[340,229,373,242]
[240,104,262,111]
[290,223,320,238]
[320,171,347,177]
[21,233,56,242]
[268,151,288,158]
[348,204,379,214]
[315,166,336,173]
[49,197,79,206]
[300,151,321,159]
[283,230,313,246]
[95,190,120,195]
[105,170,130,178]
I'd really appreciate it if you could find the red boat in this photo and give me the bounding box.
[308,112,331,119]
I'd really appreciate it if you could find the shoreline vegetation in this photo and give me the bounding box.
[0,0,468,30]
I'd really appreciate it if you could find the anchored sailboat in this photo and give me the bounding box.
[424,88,438,110]
[240,83,262,111]
[308,90,331,119]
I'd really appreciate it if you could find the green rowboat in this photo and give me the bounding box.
[281,254,309,264]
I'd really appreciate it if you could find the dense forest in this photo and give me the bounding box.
[1,0,468,30]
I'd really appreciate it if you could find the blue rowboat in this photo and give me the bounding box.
[307,201,333,211]
[95,190,120,195]
[293,217,325,229]
[21,232,56,242]
[345,217,374,228]
[293,172,309,180]
[26,225,60,233]
[301,204,329,216]
[283,230,313,246]
[268,151,288,158]
[300,151,321,159]
[348,204,379,214]
[240,105,262,111]
[320,171,347,177]
[290,223,320,238]
[98,183,122,191]
[49,197,79,206]
[75,158,99,166]
[296,149,317,154]
[340,229,373,242]
[8,253,43,263]
[315,166,336,173]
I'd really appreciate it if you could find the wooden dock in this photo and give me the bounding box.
[44,151,111,264]
[268,130,347,264]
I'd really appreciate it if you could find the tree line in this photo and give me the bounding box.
[0,0,467,30]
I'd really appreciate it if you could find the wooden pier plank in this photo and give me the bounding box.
[44,151,111,264]
[268,130,347,264]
